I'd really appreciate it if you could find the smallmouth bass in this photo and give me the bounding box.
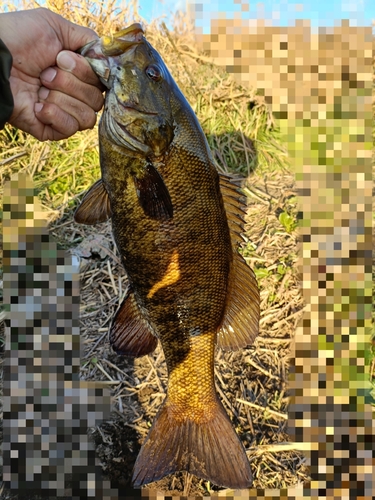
[75,24,260,489]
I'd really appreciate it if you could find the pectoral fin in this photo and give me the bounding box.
[133,163,173,221]
[74,179,112,225]
[110,289,158,357]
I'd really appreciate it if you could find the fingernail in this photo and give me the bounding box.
[57,51,76,71]
[35,103,44,113]
[40,67,57,82]
[39,87,50,100]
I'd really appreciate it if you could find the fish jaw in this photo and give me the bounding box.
[78,23,144,88]
[101,24,144,56]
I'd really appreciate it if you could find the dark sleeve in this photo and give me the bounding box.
[0,38,14,130]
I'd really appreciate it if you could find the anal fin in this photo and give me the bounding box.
[74,179,112,225]
[217,253,260,350]
[110,290,158,357]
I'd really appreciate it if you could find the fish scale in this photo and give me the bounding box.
[75,23,260,489]
[166,335,217,422]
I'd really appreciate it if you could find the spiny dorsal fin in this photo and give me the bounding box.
[219,172,247,247]
[219,171,244,193]
[133,163,173,221]
[217,252,260,351]
[74,179,112,225]
[110,289,158,357]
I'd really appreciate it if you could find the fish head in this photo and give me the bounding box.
[80,24,175,158]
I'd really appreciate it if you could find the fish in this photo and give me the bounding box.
[75,24,260,489]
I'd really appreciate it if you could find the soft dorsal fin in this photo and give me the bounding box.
[217,173,259,350]
[74,179,112,225]
[219,173,248,248]
[110,289,158,357]
[217,252,260,350]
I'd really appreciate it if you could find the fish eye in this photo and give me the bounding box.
[145,64,162,82]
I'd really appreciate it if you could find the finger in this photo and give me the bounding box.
[38,87,98,131]
[48,11,99,52]
[34,101,80,141]
[40,65,104,112]
[57,50,103,88]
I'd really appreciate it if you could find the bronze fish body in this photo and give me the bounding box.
[75,24,260,489]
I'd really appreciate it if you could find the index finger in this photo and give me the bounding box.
[56,50,105,90]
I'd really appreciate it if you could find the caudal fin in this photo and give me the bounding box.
[132,398,252,489]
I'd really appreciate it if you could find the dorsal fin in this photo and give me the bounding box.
[217,252,260,350]
[219,173,247,248]
[110,289,158,357]
[218,173,260,350]
[74,179,112,225]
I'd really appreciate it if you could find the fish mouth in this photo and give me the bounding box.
[79,23,144,58]
[115,95,158,117]
[101,24,144,56]
[106,23,144,40]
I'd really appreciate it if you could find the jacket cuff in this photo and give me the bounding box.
[0,38,14,130]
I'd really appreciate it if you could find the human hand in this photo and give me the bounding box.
[0,8,104,141]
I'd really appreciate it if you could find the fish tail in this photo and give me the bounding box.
[132,397,252,489]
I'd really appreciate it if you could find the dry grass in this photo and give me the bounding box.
[0,0,309,496]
